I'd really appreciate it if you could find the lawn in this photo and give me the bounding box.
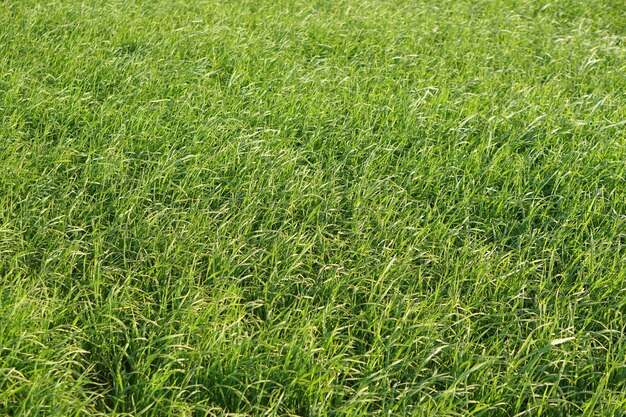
[1,0,625,415]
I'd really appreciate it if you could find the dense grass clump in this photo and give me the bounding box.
[1,0,625,415]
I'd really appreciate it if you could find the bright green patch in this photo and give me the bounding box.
[1,0,625,415]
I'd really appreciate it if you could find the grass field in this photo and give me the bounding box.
[1,0,625,415]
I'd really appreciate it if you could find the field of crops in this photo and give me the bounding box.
[1,0,625,415]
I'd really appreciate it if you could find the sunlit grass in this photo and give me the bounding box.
[1,0,625,415]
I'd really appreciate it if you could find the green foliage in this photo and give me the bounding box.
[1,0,625,415]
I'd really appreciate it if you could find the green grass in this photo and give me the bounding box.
[1,0,625,415]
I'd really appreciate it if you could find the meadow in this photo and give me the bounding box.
[1,0,625,415]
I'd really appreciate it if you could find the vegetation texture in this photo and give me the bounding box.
[1,0,625,415]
